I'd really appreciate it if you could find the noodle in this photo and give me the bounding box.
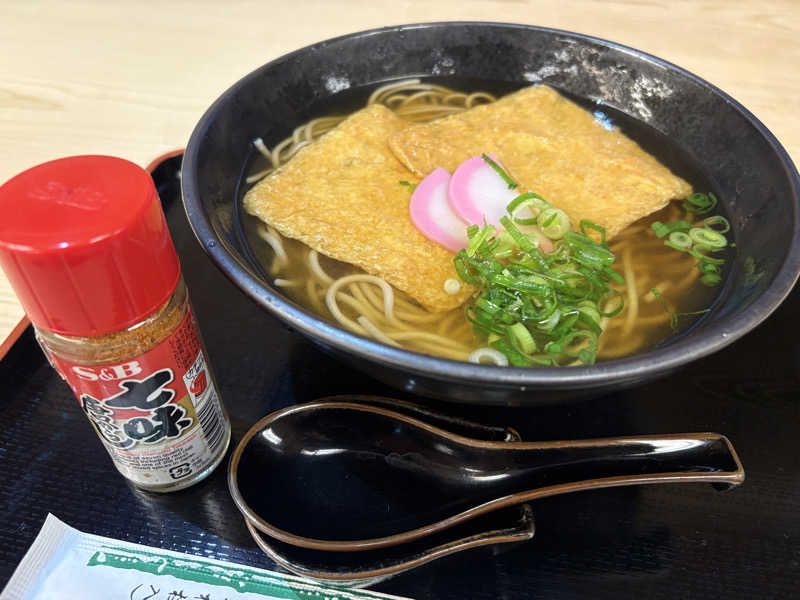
[247,80,716,363]
[349,284,392,327]
[357,316,402,347]
[256,224,288,271]
[274,278,302,288]
[253,138,273,164]
[305,279,327,315]
[307,250,334,285]
[325,274,398,328]
[621,246,639,336]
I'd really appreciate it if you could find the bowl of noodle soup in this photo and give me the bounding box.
[182,22,800,404]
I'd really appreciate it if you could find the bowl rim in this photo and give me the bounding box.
[182,20,800,388]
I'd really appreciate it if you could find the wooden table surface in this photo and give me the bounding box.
[1,1,798,344]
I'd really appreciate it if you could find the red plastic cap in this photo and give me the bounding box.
[0,155,181,337]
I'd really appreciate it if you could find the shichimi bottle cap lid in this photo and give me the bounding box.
[0,155,181,337]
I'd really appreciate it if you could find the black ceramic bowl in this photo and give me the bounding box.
[182,22,800,405]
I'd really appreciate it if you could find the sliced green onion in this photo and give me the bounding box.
[579,220,608,247]
[703,215,730,234]
[536,308,561,331]
[577,300,601,323]
[651,288,711,330]
[650,190,731,294]
[398,180,417,191]
[492,231,516,258]
[467,224,497,256]
[551,311,580,339]
[689,227,727,249]
[489,339,531,367]
[507,192,543,212]
[543,340,561,355]
[538,207,571,240]
[453,251,478,284]
[560,329,598,358]
[601,266,624,284]
[507,192,549,225]
[665,240,689,252]
[481,153,517,189]
[500,215,542,258]
[508,322,536,353]
[466,306,506,336]
[682,192,717,214]
[687,248,725,264]
[599,289,625,318]
[668,231,693,249]
[507,191,550,213]
[578,348,596,365]
[512,215,537,226]
[564,232,615,269]
[475,296,503,316]
[651,220,691,238]
[577,308,603,336]
[651,288,679,330]
[452,195,626,368]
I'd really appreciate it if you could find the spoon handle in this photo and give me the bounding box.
[476,433,745,504]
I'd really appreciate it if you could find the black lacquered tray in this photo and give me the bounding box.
[1,154,799,598]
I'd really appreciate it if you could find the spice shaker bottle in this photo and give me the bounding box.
[0,155,231,492]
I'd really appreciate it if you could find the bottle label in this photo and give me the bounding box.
[49,309,229,488]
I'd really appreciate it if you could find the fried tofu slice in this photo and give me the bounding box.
[243,104,471,312]
[389,85,691,239]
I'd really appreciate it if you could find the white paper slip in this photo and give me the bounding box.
[1,514,411,600]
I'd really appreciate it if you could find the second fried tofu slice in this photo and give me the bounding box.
[243,104,471,312]
[389,85,691,239]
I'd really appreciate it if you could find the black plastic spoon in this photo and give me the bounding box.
[229,398,744,552]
